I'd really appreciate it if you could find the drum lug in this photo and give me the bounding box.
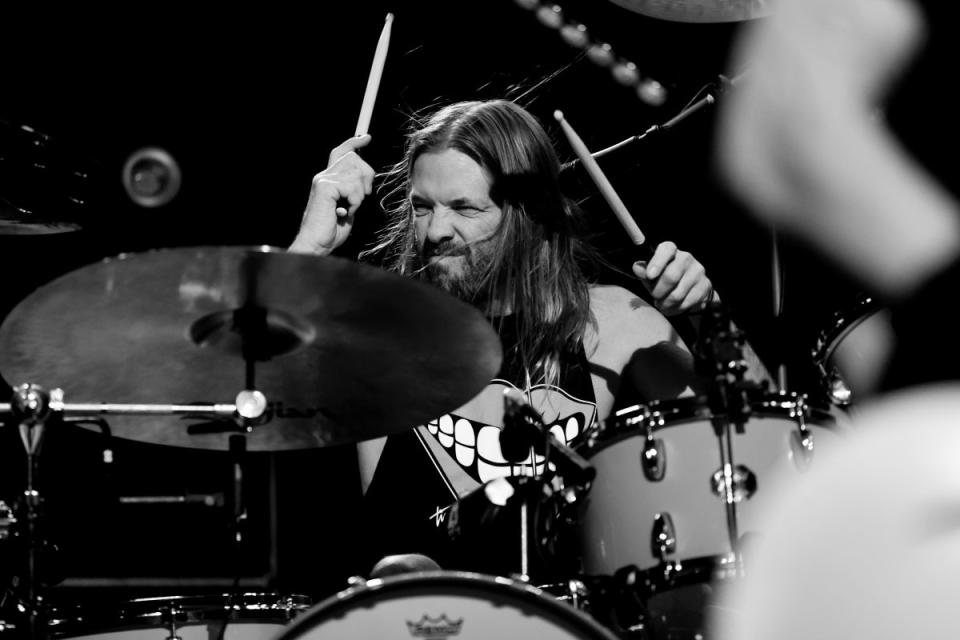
[651,512,676,561]
[160,604,184,640]
[641,435,666,482]
[347,575,368,587]
[824,366,853,406]
[710,465,757,502]
[790,429,815,469]
[789,395,815,470]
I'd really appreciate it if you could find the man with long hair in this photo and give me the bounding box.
[291,99,720,576]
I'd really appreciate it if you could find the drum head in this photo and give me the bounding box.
[277,571,618,640]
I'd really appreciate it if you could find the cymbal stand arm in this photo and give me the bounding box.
[42,402,238,417]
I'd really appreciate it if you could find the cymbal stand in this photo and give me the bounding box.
[0,383,263,639]
[694,304,758,575]
[217,300,271,640]
[6,384,56,640]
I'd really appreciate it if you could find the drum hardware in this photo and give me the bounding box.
[160,602,186,640]
[5,383,59,640]
[651,513,676,563]
[693,303,761,575]
[0,501,16,540]
[787,395,815,469]
[709,466,756,502]
[0,384,269,640]
[811,294,889,407]
[609,406,668,482]
[117,493,224,506]
[640,426,665,482]
[499,389,595,581]
[46,593,313,640]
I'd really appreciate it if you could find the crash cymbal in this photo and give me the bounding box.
[0,246,503,451]
[0,197,83,235]
[0,118,94,234]
[607,0,771,23]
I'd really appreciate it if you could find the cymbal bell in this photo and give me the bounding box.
[607,0,771,23]
[0,246,503,451]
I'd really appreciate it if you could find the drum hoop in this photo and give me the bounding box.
[48,592,312,634]
[638,554,741,597]
[275,571,618,640]
[810,294,883,368]
[582,391,837,456]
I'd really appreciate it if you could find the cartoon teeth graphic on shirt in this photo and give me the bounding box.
[423,379,598,485]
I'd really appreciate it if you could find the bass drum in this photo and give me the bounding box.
[48,592,312,640]
[275,571,619,640]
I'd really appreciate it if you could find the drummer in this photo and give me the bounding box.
[289,99,768,577]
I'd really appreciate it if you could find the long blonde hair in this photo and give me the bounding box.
[360,100,597,384]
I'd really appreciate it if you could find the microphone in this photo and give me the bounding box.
[500,388,544,464]
[499,389,595,489]
[646,71,746,134]
[560,70,748,172]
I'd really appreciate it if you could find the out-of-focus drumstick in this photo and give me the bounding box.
[355,13,394,137]
[554,110,645,246]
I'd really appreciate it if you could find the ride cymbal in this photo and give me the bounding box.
[0,246,503,451]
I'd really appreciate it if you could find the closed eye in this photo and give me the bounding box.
[411,197,432,216]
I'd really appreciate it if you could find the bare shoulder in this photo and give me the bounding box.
[586,284,699,403]
[587,284,679,351]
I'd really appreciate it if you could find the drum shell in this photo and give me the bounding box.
[577,392,844,577]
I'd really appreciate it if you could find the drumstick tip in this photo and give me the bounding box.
[385,12,394,23]
[553,110,564,122]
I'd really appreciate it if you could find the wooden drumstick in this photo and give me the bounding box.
[355,13,394,137]
[336,13,394,217]
[554,110,646,246]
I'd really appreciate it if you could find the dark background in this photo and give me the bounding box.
[0,0,865,613]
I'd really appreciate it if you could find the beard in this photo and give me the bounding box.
[420,237,497,302]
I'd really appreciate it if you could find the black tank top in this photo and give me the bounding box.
[361,315,597,577]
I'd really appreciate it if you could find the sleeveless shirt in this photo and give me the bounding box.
[360,315,598,578]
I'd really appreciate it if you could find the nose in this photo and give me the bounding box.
[424,206,457,244]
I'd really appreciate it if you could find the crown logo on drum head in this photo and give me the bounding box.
[406,614,465,637]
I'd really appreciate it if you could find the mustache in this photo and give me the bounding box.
[423,241,470,259]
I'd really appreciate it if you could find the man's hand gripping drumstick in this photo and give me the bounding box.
[554,110,717,315]
[289,13,392,255]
